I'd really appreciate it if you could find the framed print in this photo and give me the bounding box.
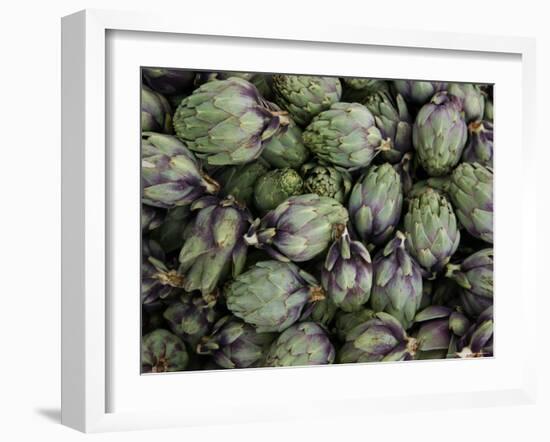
[61,9,537,433]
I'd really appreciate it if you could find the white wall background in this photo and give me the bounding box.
[0,0,547,440]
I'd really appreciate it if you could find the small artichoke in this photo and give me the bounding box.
[322,228,373,312]
[348,163,403,246]
[178,196,250,295]
[303,102,386,169]
[141,85,173,134]
[462,120,493,167]
[142,68,195,95]
[214,159,270,207]
[445,249,493,318]
[174,77,289,165]
[334,308,375,341]
[263,322,335,367]
[142,239,183,305]
[141,329,189,373]
[244,194,349,262]
[225,260,325,332]
[371,232,423,330]
[272,75,342,126]
[261,122,309,169]
[457,306,493,358]
[393,80,447,107]
[404,188,460,274]
[412,92,467,176]
[301,162,352,203]
[196,316,275,368]
[447,83,485,123]
[447,162,493,243]
[141,132,219,209]
[253,168,304,213]
[338,312,418,363]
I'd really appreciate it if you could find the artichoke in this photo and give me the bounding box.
[447,83,485,123]
[194,72,273,99]
[301,162,352,203]
[142,68,195,95]
[457,306,493,358]
[225,260,325,332]
[393,80,447,106]
[404,188,460,274]
[141,329,189,373]
[303,102,387,169]
[261,121,309,169]
[334,308,375,341]
[151,205,192,253]
[338,312,418,363]
[163,292,218,348]
[263,322,335,367]
[445,248,493,318]
[412,92,467,176]
[142,239,183,305]
[214,159,270,207]
[413,305,470,359]
[371,231,423,329]
[244,194,349,262]
[272,75,342,126]
[141,85,173,134]
[178,196,250,295]
[196,316,275,368]
[348,163,403,246]
[141,132,219,209]
[341,78,390,102]
[322,227,373,312]
[365,91,413,163]
[253,168,304,213]
[462,120,493,167]
[173,77,289,165]
[447,162,493,243]
[141,205,165,232]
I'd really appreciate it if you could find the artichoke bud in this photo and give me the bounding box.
[253,168,304,213]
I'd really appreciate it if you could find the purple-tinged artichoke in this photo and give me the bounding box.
[446,248,493,318]
[196,316,275,369]
[348,163,403,246]
[163,292,219,348]
[457,306,493,358]
[261,121,309,169]
[371,231,423,330]
[334,308,375,341]
[303,102,387,169]
[338,312,418,363]
[141,205,165,232]
[253,168,304,213]
[413,305,470,359]
[393,80,447,107]
[174,78,289,165]
[322,228,373,312]
[272,75,342,126]
[365,91,413,163]
[178,196,251,295]
[263,322,335,367]
[142,239,183,306]
[301,162,352,204]
[141,85,173,134]
[142,68,195,96]
[404,188,460,274]
[244,194,349,262]
[214,159,270,207]
[447,162,493,243]
[462,120,493,167]
[141,132,219,209]
[412,92,467,176]
[447,83,485,123]
[141,329,189,373]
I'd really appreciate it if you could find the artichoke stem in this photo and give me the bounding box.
[153,270,185,288]
[203,173,221,194]
[406,337,419,356]
[309,286,326,302]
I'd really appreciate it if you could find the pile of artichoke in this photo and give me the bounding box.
[140,68,494,373]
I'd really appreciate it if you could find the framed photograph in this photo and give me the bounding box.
[61,9,537,433]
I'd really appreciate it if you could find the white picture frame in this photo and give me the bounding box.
[61,9,538,433]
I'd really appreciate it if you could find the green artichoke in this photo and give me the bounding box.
[348,163,403,246]
[404,188,460,274]
[333,308,375,341]
[447,162,493,243]
[178,196,250,295]
[303,102,387,169]
[141,132,220,209]
[173,77,289,165]
[301,162,352,203]
[244,194,349,262]
[447,83,485,123]
[392,80,447,106]
[253,168,304,213]
[225,260,324,332]
[214,159,270,206]
[456,306,493,358]
[141,329,189,373]
[412,92,467,176]
[142,68,195,96]
[272,75,342,126]
[141,85,173,134]
[462,120,493,167]
[261,121,309,169]
[263,322,335,367]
